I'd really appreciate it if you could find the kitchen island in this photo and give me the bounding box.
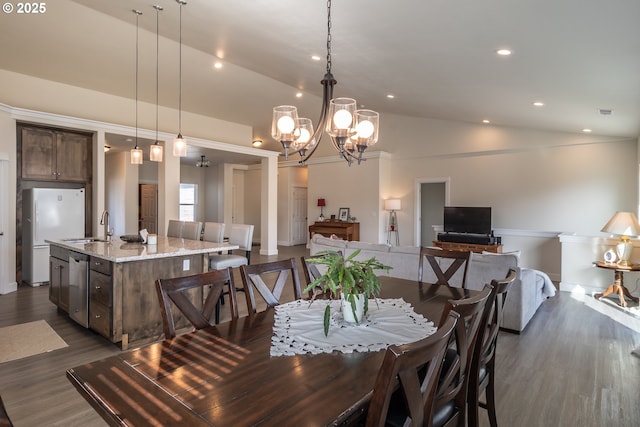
[47,236,238,349]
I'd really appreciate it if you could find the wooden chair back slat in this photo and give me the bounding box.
[365,313,460,427]
[155,268,239,339]
[240,258,302,315]
[419,247,471,288]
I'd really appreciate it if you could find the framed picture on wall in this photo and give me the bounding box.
[338,208,350,221]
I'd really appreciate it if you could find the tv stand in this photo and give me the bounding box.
[433,241,502,254]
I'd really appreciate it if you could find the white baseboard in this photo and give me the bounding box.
[0,281,18,294]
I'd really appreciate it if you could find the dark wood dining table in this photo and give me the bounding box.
[66,277,474,427]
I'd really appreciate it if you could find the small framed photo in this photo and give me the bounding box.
[338,208,350,222]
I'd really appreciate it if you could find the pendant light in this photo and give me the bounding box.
[130,9,143,165]
[173,0,188,157]
[150,5,164,162]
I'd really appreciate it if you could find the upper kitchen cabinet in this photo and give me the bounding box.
[20,125,92,182]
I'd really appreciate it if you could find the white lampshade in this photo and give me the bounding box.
[384,199,401,211]
[601,212,640,237]
[173,135,187,157]
[601,211,640,267]
[150,143,163,162]
[130,146,143,165]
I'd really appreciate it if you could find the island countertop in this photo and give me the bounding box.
[46,236,238,263]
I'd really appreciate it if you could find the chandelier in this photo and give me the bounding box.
[271,0,379,166]
[196,155,210,168]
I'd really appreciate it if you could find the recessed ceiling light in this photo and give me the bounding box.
[482,119,490,124]
[213,62,223,69]
[532,101,544,107]
[296,92,303,98]
[311,55,321,61]
[582,128,592,133]
[496,49,512,56]
[252,139,263,147]
[386,94,395,99]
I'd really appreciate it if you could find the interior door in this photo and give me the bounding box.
[139,184,158,234]
[291,186,308,245]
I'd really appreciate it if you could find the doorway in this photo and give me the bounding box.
[139,184,158,234]
[291,186,308,245]
[416,180,449,246]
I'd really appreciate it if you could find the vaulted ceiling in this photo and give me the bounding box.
[2,0,639,163]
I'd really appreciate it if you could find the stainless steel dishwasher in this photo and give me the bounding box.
[68,251,89,327]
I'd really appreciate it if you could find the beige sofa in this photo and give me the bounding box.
[309,235,556,332]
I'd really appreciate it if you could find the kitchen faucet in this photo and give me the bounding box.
[100,210,113,242]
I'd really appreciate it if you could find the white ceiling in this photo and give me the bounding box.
[2,0,639,164]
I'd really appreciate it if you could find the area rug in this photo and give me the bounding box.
[0,320,68,364]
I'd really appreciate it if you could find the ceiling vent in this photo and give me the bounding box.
[598,108,613,116]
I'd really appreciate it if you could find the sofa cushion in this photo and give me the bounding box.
[311,235,347,251]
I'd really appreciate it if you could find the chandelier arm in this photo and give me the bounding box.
[297,73,335,163]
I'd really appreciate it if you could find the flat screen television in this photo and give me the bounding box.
[443,206,492,235]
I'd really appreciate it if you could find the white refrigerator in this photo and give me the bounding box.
[23,188,85,286]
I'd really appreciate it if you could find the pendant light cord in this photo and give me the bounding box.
[155,6,160,144]
[134,10,141,149]
[178,1,184,135]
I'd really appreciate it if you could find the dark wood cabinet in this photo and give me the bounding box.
[49,246,70,312]
[21,126,92,182]
[309,221,360,241]
[89,257,113,340]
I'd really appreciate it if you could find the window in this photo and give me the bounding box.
[179,183,197,221]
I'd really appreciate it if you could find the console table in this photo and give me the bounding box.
[309,221,360,241]
[432,241,502,254]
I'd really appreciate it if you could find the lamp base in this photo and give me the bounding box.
[616,240,633,267]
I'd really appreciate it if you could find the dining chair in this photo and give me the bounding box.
[209,224,254,270]
[467,269,517,427]
[203,222,225,243]
[167,219,184,238]
[155,268,239,339]
[0,394,14,427]
[365,312,460,427]
[418,247,471,288]
[240,258,303,315]
[300,253,339,299]
[432,285,493,427]
[181,221,203,240]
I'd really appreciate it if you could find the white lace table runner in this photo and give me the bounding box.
[270,298,437,356]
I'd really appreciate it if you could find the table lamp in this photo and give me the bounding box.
[601,211,640,267]
[317,198,326,221]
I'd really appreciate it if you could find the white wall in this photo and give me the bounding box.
[105,152,139,235]
[0,109,16,289]
[307,155,385,244]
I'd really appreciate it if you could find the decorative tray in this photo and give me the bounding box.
[120,234,144,243]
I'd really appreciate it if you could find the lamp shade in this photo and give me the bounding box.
[601,212,640,236]
[317,198,326,207]
[384,199,401,211]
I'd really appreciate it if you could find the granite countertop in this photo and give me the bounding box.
[46,236,239,263]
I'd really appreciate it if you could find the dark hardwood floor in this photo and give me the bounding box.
[1,244,639,426]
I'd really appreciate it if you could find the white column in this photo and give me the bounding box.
[261,156,278,255]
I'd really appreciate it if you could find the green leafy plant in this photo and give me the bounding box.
[304,249,392,335]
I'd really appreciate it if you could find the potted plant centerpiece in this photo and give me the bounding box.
[304,249,392,335]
